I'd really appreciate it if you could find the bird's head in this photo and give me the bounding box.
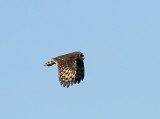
[78,52,85,60]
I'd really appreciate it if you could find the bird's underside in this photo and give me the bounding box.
[43,52,85,88]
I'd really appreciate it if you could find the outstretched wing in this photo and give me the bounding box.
[53,56,77,88]
[53,54,84,88]
[74,58,84,84]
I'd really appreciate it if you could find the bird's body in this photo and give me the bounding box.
[43,52,85,88]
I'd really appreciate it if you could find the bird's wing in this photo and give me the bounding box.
[53,56,77,88]
[74,58,84,84]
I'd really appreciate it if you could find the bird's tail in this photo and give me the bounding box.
[43,60,56,66]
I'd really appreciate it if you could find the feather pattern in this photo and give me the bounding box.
[43,52,85,88]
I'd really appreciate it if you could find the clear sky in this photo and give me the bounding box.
[0,0,160,119]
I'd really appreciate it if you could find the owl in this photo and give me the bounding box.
[43,52,85,88]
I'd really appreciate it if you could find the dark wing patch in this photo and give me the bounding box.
[74,58,84,84]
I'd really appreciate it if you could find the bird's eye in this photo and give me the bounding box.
[80,54,84,57]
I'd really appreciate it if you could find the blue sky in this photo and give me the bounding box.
[0,0,160,119]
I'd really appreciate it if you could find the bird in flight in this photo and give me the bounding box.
[43,52,85,88]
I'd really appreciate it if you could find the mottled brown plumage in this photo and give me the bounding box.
[43,52,85,88]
